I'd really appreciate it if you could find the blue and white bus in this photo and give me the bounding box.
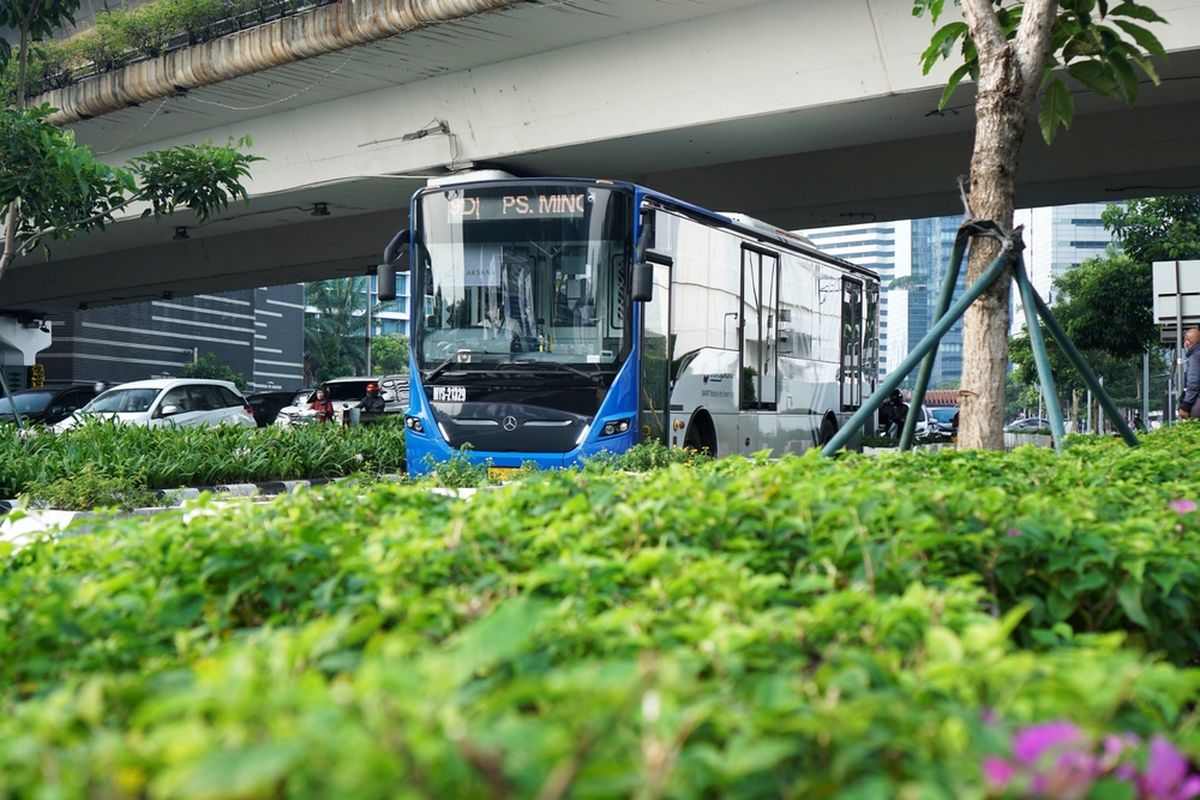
[377,172,879,476]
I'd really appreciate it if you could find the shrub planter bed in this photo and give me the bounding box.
[2,428,1199,795]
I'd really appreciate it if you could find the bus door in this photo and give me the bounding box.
[740,247,780,449]
[840,277,865,410]
[639,260,672,444]
[864,283,880,402]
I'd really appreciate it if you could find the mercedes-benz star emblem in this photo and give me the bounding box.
[502,415,518,432]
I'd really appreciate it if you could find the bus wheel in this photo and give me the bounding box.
[684,411,717,458]
[818,412,839,447]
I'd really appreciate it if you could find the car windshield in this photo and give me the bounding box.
[930,408,957,423]
[0,391,54,415]
[324,382,373,402]
[414,184,632,370]
[84,388,159,413]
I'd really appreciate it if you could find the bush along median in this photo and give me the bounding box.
[0,417,408,508]
[2,427,1200,795]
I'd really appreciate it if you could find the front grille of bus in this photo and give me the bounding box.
[432,403,588,453]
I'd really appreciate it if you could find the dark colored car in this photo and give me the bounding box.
[0,384,102,426]
[246,390,300,427]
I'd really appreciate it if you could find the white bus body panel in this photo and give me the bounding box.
[649,202,877,457]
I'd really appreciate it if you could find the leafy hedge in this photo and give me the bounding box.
[0,418,407,499]
[2,428,1200,795]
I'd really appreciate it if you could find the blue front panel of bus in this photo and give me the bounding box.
[404,336,640,476]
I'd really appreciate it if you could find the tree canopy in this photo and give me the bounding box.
[371,334,410,375]
[178,352,248,391]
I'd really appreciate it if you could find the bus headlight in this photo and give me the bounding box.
[404,415,424,433]
[600,418,631,437]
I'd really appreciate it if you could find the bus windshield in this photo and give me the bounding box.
[415,184,632,372]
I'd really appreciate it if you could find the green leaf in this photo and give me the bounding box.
[1090,778,1137,800]
[1109,2,1167,23]
[920,22,968,74]
[938,63,973,110]
[442,596,544,685]
[1117,582,1150,627]
[1067,60,1121,99]
[1124,48,1161,85]
[162,743,302,799]
[1113,19,1166,56]
[1105,52,1139,102]
[1039,77,1075,144]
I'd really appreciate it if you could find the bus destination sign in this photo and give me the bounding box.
[447,192,588,222]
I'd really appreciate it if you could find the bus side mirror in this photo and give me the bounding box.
[632,261,653,302]
[377,263,397,303]
[631,250,673,302]
[377,228,410,302]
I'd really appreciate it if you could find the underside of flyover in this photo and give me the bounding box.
[4,0,1200,315]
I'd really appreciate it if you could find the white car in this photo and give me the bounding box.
[274,375,407,427]
[54,378,256,432]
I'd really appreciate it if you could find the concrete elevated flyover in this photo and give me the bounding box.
[5,0,1200,314]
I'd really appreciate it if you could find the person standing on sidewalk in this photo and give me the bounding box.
[1177,327,1200,420]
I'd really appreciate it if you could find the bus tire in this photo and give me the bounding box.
[684,411,717,458]
[818,411,839,447]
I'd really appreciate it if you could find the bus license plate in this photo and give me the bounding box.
[488,467,518,481]
[432,385,466,402]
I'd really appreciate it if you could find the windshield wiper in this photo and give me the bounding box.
[505,359,603,384]
[423,349,477,382]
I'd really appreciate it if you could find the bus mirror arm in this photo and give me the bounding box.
[377,228,410,303]
[382,228,410,267]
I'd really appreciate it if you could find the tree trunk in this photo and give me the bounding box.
[956,52,1027,450]
[956,0,1058,450]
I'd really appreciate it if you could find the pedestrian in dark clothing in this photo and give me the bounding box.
[879,389,908,439]
[360,383,386,414]
[1179,327,1200,420]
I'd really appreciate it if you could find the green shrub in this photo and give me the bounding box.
[20,463,155,511]
[3,428,1200,795]
[0,417,407,501]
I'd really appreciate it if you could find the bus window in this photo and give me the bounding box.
[741,247,780,410]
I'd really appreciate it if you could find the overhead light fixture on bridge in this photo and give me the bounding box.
[174,226,189,240]
[311,202,330,217]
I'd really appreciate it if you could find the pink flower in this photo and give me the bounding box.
[1142,736,1200,799]
[1006,527,1023,538]
[1014,721,1085,765]
[983,757,1016,792]
[1169,499,1198,514]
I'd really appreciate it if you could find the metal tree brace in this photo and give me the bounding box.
[821,217,1138,457]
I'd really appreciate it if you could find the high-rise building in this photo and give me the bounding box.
[42,286,306,390]
[1013,202,1116,319]
[905,215,967,387]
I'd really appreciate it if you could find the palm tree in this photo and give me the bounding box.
[304,278,367,384]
